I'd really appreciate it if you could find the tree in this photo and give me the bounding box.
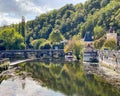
[21,16,25,38]
[1,0,120,50]
[49,29,65,43]
[101,0,110,7]
[94,37,106,49]
[103,39,117,50]
[94,26,106,40]
[0,28,25,50]
[39,41,51,49]
[31,39,46,49]
[64,37,85,60]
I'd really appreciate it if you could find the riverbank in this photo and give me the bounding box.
[84,63,120,91]
[99,66,120,90]
[10,58,35,66]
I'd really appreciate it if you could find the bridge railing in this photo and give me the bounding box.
[0,49,65,59]
[0,49,64,52]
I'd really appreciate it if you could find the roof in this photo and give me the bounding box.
[84,32,93,41]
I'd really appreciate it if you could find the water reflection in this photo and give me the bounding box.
[0,60,120,96]
[19,61,120,96]
[0,76,65,96]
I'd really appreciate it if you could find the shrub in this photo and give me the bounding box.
[64,37,85,60]
[103,39,117,50]
[39,41,51,49]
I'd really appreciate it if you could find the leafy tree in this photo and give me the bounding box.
[21,20,25,38]
[94,37,106,49]
[1,0,120,51]
[100,0,110,7]
[64,37,85,60]
[49,29,65,43]
[18,16,26,38]
[103,39,117,50]
[0,28,25,50]
[31,38,46,49]
[39,41,51,49]
[94,26,106,40]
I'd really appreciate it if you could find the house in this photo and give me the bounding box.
[83,32,99,63]
[83,49,99,62]
[106,27,117,43]
[83,31,94,48]
[84,32,93,43]
[106,27,120,46]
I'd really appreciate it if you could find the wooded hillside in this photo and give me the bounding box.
[1,0,120,49]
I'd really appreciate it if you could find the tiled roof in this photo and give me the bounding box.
[84,32,93,41]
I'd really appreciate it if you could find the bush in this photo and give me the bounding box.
[103,39,117,50]
[49,29,65,43]
[31,38,46,49]
[39,41,51,49]
[64,37,85,60]
[0,28,25,50]
[94,36,106,49]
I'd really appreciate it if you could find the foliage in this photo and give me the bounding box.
[18,61,120,96]
[73,40,82,60]
[100,0,110,7]
[94,37,106,49]
[103,39,117,50]
[64,36,85,60]
[1,0,120,50]
[49,29,65,43]
[39,40,51,49]
[31,38,46,49]
[64,39,75,53]
[0,28,25,50]
[94,26,106,40]
[81,0,120,38]
[21,19,25,38]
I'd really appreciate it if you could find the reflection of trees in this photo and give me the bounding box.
[0,75,10,84]
[0,76,5,84]
[21,76,26,90]
[19,61,120,96]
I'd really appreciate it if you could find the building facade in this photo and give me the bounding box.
[106,27,120,46]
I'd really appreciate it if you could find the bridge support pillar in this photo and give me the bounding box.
[24,52,28,59]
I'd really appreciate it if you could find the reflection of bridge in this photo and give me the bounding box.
[0,49,64,59]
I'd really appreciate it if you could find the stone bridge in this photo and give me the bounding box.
[0,49,64,59]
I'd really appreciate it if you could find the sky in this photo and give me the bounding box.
[0,0,86,26]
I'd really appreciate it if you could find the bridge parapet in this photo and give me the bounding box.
[0,49,64,59]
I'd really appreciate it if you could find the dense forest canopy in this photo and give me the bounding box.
[0,0,120,50]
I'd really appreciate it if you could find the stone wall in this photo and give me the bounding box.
[99,50,120,73]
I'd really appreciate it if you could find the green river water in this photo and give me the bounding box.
[0,60,120,96]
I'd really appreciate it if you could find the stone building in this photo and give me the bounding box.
[84,32,93,43]
[106,27,120,46]
[83,32,93,46]
[106,27,117,43]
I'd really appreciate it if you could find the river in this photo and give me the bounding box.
[0,60,120,96]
